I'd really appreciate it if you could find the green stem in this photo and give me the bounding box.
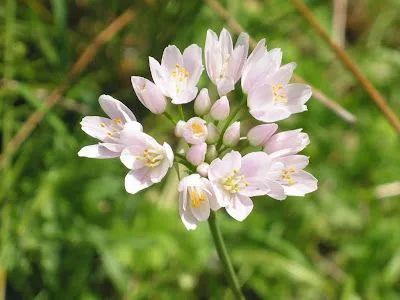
[208,211,244,300]
[178,105,185,121]
[163,111,177,125]
[216,98,247,151]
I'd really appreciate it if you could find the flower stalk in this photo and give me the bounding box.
[208,211,244,300]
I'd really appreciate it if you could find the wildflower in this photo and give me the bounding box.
[182,117,208,145]
[205,28,249,96]
[194,88,211,116]
[178,174,221,230]
[131,76,167,114]
[149,44,203,104]
[243,40,312,122]
[210,96,230,121]
[272,155,317,196]
[120,132,174,194]
[78,95,142,159]
[208,151,285,221]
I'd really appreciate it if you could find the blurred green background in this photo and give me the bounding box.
[1,0,400,299]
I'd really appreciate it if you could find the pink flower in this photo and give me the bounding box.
[186,142,207,166]
[149,44,203,104]
[208,151,285,221]
[205,28,249,96]
[182,117,208,145]
[210,96,230,121]
[264,129,310,157]
[131,76,167,114]
[247,123,278,147]
[273,155,317,196]
[120,132,174,194]
[78,95,142,159]
[243,40,312,122]
[179,174,221,230]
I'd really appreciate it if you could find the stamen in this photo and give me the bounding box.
[136,148,165,168]
[221,169,249,194]
[191,123,205,135]
[272,84,288,103]
[189,187,207,207]
[280,168,296,185]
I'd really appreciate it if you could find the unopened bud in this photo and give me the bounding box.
[206,145,217,162]
[196,162,209,177]
[206,123,219,144]
[210,96,230,121]
[186,143,207,166]
[175,120,186,138]
[194,88,211,116]
[131,76,167,114]
[247,123,278,147]
[223,121,240,146]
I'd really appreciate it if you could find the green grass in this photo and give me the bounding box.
[1,0,400,299]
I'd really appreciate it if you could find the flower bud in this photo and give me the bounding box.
[182,117,208,145]
[206,123,219,144]
[206,145,217,162]
[264,129,310,157]
[210,96,230,121]
[223,121,240,146]
[196,162,210,177]
[247,124,278,147]
[131,76,167,114]
[175,120,186,138]
[186,143,207,166]
[194,88,211,116]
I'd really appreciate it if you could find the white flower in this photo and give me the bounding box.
[205,28,249,96]
[179,174,221,230]
[78,95,142,159]
[243,40,312,122]
[120,132,174,194]
[149,44,203,104]
[182,117,208,145]
[273,155,317,196]
[208,151,285,221]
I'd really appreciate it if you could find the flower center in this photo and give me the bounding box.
[272,84,288,103]
[100,118,124,139]
[189,187,207,207]
[221,169,249,194]
[191,122,206,135]
[280,167,296,185]
[137,148,165,168]
[171,63,189,94]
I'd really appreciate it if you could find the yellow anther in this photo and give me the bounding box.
[100,122,106,127]
[114,118,122,124]
[175,63,180,68]
[191,123,205,135]
[189,188,206,207]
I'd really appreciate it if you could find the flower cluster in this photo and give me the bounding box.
[79,28,317,230]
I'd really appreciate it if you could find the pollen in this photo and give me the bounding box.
[136,148,165,168]
[191,122,205,135]
[113,118,122,124]
[272,84,288,103]
[189,188,207,207]
[221,169,249,194]
[100,122,106,127]
[280,168,296,185]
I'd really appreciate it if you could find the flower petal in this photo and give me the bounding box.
[99,94,136,122]
[78,144,119,159]
[125,169,153,194]
[161,45,183,71]
[225,194,253,221]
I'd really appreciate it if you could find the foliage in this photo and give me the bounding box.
[1,0,400,299]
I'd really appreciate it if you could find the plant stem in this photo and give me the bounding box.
[216,98,246,151]
[163,111,177,125]
[178,105,185,121]
[208,211,244,300]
